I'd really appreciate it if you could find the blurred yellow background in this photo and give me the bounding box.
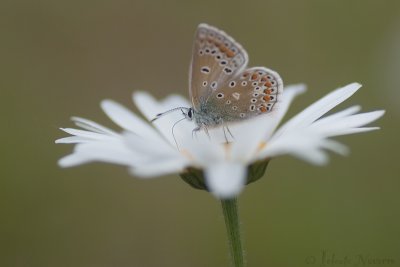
[1,0,399,266]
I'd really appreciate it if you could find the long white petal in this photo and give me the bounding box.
[258,130,347,165]
[309,105,362,125]
[58,153,94,167]
[58,141,142,168]
[55,136,93,144]
[71,117,118,136]
[130,158,188,178]
[310,110,385,136]
[204,163,247,199]
[276,83,361,136]
[101,100,162,141]
[59,128,117,141]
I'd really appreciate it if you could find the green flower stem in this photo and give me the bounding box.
[221,198,245,267]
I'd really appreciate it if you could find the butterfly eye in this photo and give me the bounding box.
[187,109,193,118]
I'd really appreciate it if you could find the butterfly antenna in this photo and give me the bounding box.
[171,117,187,150]
[150,107,190,122]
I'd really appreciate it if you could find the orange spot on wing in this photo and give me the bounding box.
[263,89,271,94]
[260,76,268,82]
[263,95,271,102]
[220,45,228,53]
[226,49,235,58]
[251,73,259,80]
[260,106,267,112]
[264,81,272,87]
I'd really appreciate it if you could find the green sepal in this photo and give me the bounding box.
[246,159,270,185]
[179,159,270,191]
[179,167,207,190]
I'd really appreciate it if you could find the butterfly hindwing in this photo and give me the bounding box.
[204,67,283,122]
[189,24,249,111]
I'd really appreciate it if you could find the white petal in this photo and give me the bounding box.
[130,158,188,178]
[204,163,247,199]
[55,136,92,144]
[319,139,349,156]
[101,100,162,141]
[59,128,116,141]
[276,83,361,136]
[58,153,94,167]
[177,134,226,167]
[123,132,182,159]
[258,131,345,165]
[229,84,307,162]
[133,92,194,145]
[272,84,308,128]
[323,127,381,135]
[60,141,142,168]
[310,110,385,136]
[311,105,362,125]
[71,117,117,135]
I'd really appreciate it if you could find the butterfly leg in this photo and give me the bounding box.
[226,125,235,141]
[192,125,211,140]
[222,125,229,143]
[192,126,201,140]
[222,125,235,143]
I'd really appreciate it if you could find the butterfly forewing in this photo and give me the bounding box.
[189,24,249,110]
[205,67,283,122]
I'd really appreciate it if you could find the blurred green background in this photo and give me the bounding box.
[1,0,399,266]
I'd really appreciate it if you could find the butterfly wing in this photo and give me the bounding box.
[204,67,283,122]
[189,24,249,111]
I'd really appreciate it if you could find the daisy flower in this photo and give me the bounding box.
[56,82,384,199]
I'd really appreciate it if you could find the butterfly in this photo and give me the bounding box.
[152,23,283,134]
